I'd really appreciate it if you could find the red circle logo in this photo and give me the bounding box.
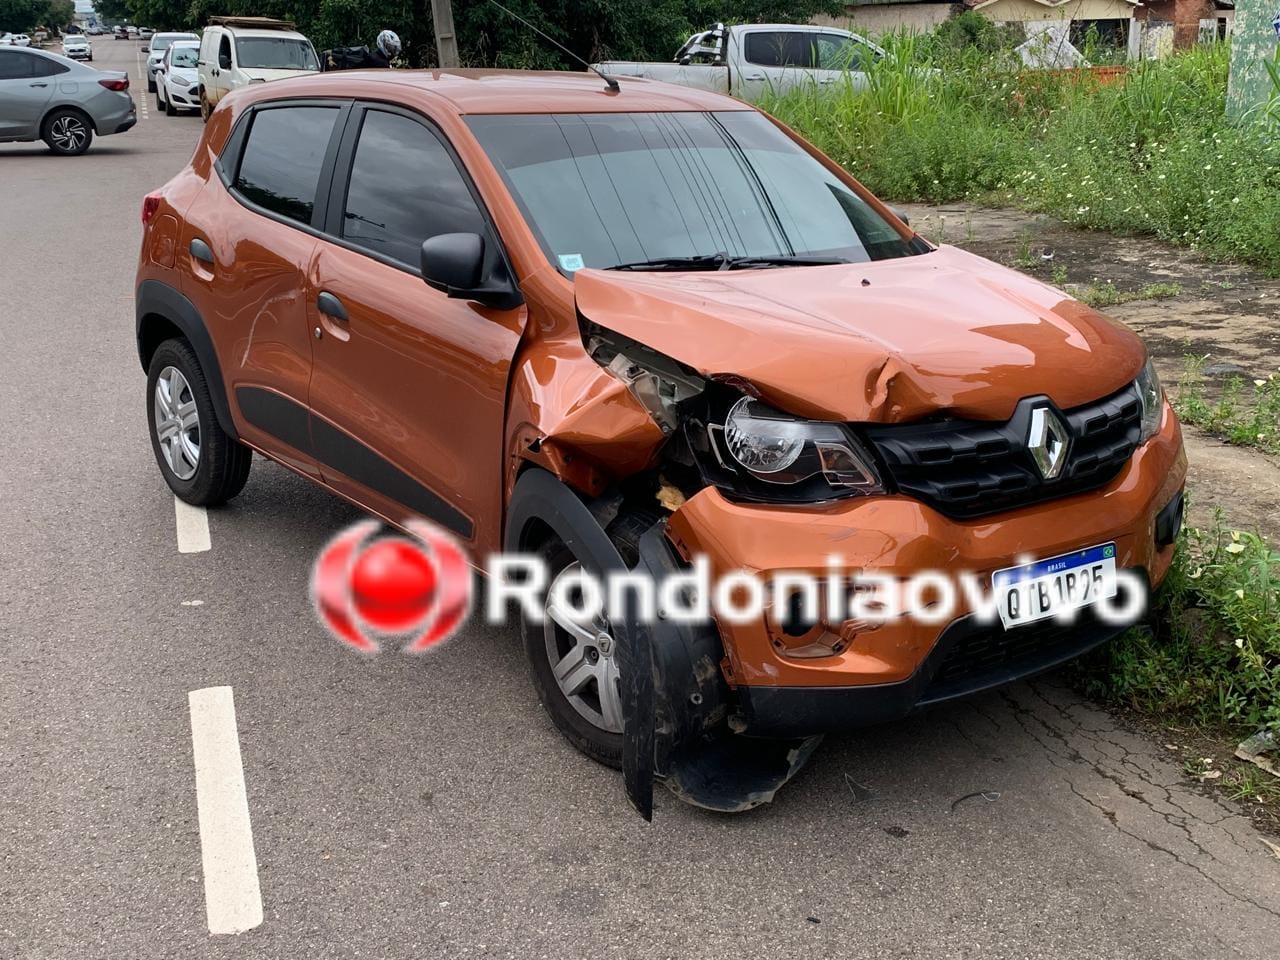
[311,519,473,653]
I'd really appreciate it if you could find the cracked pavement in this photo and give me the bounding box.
[1,41,1278,959]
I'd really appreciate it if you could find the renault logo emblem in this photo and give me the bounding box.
[1028,406,1069,480]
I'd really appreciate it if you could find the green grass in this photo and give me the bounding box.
[760,39,1280,273]
[1079,519,1280,738]
[1174,354,1280,455]
[1074,280,1183,308]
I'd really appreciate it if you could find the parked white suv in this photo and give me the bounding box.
[197,16,318,121]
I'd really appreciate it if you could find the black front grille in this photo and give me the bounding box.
[865,385,1141,519]
[919,609,1124,706]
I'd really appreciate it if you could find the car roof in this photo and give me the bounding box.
[245,69,753,115]
[170,39,199,47]
[214,27,310,40]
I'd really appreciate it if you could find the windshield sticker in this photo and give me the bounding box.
[558,253,585,273]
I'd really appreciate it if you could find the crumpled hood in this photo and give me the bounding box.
[573,245,1146,423]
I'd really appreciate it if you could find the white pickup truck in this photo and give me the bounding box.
[594,22,886,100]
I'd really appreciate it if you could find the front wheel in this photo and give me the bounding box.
[199,91,211,123]
[146,338,252,506]
[521,537,625,768]
[42,109,92,155]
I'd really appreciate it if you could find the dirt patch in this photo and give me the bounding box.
[899,203,1280,382]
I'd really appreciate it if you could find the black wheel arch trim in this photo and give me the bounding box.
[136,279,238,441]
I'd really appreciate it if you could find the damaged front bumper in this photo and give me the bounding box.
[622,407,1185,817]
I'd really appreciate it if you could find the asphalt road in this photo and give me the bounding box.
[2,40,1279,960]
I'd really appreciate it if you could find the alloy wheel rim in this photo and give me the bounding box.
[153,366,201,480]
[51,116,87,151]
[543,561,624,734]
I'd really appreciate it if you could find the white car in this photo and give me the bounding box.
[8,34,32,47]
[144,31,197,91]
[61,34,92,61]
[197,17,318,118]
[155,40,201,115]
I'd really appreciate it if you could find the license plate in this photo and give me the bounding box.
[991,542,1117,629]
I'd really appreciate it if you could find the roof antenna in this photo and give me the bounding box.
[486,0,621,92]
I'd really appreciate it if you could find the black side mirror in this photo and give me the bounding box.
[888,205,910,226]
[420,233,523,310]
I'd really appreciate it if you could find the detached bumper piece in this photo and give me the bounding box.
[620,522,820,819]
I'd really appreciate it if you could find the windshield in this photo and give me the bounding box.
[235,37,318,70]
[467,111,918,274]
[170,46,197,67]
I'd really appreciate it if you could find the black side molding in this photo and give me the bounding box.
[135,280,237,441]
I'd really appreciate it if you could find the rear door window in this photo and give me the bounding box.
[339,108,486,266]
[0,50,35,78]
[233,105,340,225]
[742,32,817,69]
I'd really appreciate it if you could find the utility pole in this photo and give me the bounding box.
[1226,0,1280,119]
[431,0,460,68]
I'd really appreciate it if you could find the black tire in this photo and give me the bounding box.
[199,91,211,123]
[146,338,251,506]
[164,92,176,116]
[147,77,156,92]
[522,536,624,769]
[42,109,92,156]
[155,90,163,112]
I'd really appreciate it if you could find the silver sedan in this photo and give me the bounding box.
[0,46,136,155]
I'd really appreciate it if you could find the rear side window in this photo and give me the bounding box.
[743,32,817,69]
[340,109,486,266]
[233,106,339,225]
[30,56,69,77]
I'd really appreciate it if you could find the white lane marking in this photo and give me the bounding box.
[136,47,149,119]
[189,687,264,935]
[174,496,211,553]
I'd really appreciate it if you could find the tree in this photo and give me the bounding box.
[74,0,843,66]
[0,0,50,32]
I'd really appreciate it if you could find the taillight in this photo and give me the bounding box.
[98,77,129,91]
[141,193,162,225]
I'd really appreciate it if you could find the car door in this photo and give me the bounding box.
[179,99,351,478]
[0,50,53,138]
[306,103,527,550]
[211,32,233,103]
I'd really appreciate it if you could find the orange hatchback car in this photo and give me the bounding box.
[136,70,1186,817]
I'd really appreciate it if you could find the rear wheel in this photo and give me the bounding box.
[42,109,92,156]
[146,338,252,506]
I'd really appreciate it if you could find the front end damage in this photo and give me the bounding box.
[502,255,1170,819]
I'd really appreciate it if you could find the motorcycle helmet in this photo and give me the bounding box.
[376,29,401,60]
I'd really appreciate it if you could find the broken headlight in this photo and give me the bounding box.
[1135,357,1164,442]
[710,396,884,497]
